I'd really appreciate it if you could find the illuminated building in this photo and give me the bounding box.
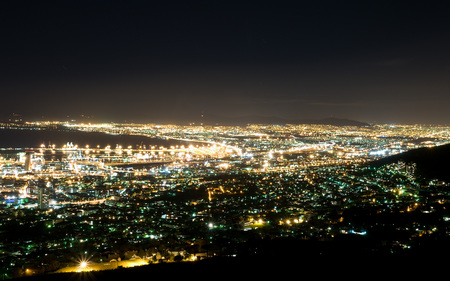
[24,151,33,171]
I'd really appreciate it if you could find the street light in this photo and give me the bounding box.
[79,261,87,269]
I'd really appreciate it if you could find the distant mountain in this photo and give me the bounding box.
[306,117,370,127]
[370,143,450,182]
[183,115,370,127]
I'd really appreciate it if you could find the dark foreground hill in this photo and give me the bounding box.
[371,142,450,182]
[13,237,448,280]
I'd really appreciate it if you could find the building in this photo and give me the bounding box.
[24,151,34,171]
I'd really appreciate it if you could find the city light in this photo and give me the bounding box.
[1,120,449,277]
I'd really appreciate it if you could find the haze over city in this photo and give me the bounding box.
[2,1,450,124]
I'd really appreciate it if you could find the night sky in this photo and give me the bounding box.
[2,1,450,124]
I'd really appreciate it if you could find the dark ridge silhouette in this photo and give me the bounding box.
[182,114,370,126]
[12,237,446,281]
[370,142,450,182]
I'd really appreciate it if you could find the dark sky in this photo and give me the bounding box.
[2,1,450,124]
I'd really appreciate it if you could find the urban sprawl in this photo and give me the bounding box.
[1,121,449,278]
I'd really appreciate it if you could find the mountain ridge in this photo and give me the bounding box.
[177,115,370,126]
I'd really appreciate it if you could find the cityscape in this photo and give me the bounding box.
[1,119,449,278]
[3,1,450,279]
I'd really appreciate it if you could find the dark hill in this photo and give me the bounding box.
[308,117,369,126]
[13,238,446,281]
[183,115,370,126]
[370,143,450,182]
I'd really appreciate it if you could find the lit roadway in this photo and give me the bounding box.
[56,258,149,273]
[49,198,106,206]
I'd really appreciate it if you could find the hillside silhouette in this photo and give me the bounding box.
[371,142,450,182]
[182,115,370,126]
